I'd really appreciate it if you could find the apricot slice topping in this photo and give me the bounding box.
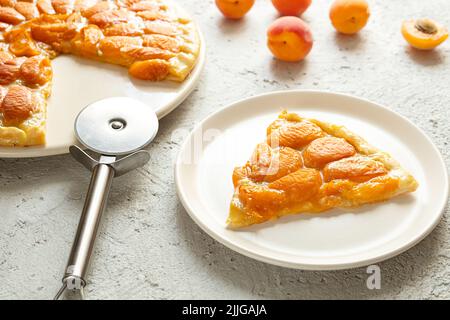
[89,9,134,28]
[129,1,160,12]
[5,28,41,56]
[0,61,20,85]
[19,55,52,86]
[121,46,175,61]
[323,156,387,182]
[81,1,116,18]
[0,0,16,8]
[14,2,40,20]
[237,183,285,215]
[103,23,142,37]
[0,6,25,25]
[269,168,322,201]
[36,0,56,15]
[241,143,304,183]
[1,85,34,123]
[142,34,180,52]
[72,24,103,56]
[51,0,75,15]
[143,20,178,36]
[267,118,323,149]
[128,59,169,81]
[303,136,356,168]
[99,36,142,59]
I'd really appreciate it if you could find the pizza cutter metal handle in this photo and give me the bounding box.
[54,155,116,300]
[54,97,159,300]
[64,158,115,291]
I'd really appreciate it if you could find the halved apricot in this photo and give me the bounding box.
[262,147,304,182]
[401,18,448,50]
[238,183,285,214]
[142,34,180,52]
[81,1,117,18]
[37,0,56,15]
[137,9,170,21]
[5,29,41,56]
[143,20,179,36]
[0,0,16,8]
[246,142,272,180]
[129,1,160,12]
[51,0,75,14]
[269,168,322,201]
[236,143,304,184]
[99,36,142,60]
[128,59,169,80]
[103,23,143,37]
[323,156,387,182]
[30,18,78,47]
[303,136,355,168]
[0,61,20,85]
[267,118,323,149]
[1,85,34,123]
[19,56,52,86]
[89,9,134,28]
[347,175,400,203]
[121,46,175,61]
[74,0,98,11]
[72,24,103,56]
[0,7,25,25]
[14,2,39,20]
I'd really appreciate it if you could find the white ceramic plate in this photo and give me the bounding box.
[0,25,205,158]
[175,90,448,270]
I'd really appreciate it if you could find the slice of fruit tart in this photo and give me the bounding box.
[0,0,200,147]
[228,111,418,228]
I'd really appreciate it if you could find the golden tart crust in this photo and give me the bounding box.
[0,0,200,147]
[228,111,419,228]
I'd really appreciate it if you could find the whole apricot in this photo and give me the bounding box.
[271,0,312,16]
[329,0,370,35]
[267,16,313,62]
[215,0,255,20]
[401,18,448,50]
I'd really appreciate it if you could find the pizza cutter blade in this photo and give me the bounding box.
[54,97,158,300]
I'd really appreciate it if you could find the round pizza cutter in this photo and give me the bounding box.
[54,97,159,299]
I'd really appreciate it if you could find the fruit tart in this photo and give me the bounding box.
[0,0,200,146]
[228,111,418,228]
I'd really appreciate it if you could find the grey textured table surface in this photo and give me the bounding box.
[1,0,449,299]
